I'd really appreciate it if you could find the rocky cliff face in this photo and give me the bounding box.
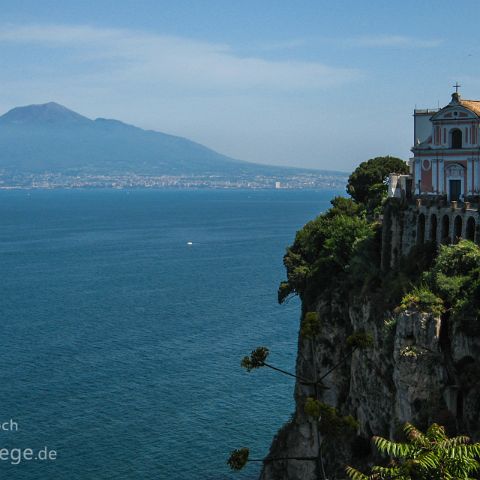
[260,295,480,479]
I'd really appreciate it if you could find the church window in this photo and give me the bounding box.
[451,129,462,148]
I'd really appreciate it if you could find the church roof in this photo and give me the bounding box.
[459,99,480,116]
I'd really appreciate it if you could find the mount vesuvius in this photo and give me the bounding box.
[0,102,341,180]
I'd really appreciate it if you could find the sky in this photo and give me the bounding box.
[1,0,480,171]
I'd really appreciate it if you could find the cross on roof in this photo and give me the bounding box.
[453,82,461,94]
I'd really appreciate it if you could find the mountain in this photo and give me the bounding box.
[0,102,259,175]
[0,102,91,126]
[0,102,340,180]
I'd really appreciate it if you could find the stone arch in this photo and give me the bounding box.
[466,216,476,242]
[451,128,463,149]
[454,215,463,242]
[441,215,450,243]
[430,214,438,243]
[417,213,425,244]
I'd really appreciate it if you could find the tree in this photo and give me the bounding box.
[228,330,373,476]
[278,201,373,304]
[346,156,409,212]
[346,422,480,480]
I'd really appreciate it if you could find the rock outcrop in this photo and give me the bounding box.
[260,296,480,480]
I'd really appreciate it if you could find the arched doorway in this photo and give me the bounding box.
[441,215,450,243]
[451,129,463,149]
[466,217,476,241]
[417,213,425,244]
[430,214,437,243]
[454,215,463,242]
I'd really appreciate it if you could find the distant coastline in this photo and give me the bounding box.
[0,171,348,190]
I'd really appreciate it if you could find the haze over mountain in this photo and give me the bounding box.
[0,102,340,178]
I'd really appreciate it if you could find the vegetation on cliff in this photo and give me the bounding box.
[277,195,374,305]
[230,331,373,472]
[394,240,480,337]
[424,240,480,335]
[278,156,431,311]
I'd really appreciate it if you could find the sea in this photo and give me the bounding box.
[0,189,337,480]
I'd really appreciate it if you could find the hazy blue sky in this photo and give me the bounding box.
[1,0,480,171]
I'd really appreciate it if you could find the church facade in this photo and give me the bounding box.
[411,89,480,201]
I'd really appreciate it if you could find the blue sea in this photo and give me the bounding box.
[0,189,335,480]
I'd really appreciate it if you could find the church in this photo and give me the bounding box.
[411,85,480,201]
[384,86,480,263]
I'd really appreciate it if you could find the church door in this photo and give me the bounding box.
[449,180,461,202]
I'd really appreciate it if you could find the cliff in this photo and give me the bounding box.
[260,196,480,479]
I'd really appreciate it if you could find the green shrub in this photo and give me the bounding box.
[397,286,444,316]
[278,281,293,304]
[300,312,321,339]
[304,397,322,418]
[384,317,397,332]
[346,332,374,349]
[304,398,358,437]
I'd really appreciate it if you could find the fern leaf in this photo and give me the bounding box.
[345,465,369,480]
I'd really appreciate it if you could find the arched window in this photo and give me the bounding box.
[430,214,437,243]
[466,217,476,241]
[417,213,425,244]
[451,129,462,148]
[441,215,450,244]
[454,215,463,242]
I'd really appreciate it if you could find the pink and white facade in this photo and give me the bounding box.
[411,91,480,201]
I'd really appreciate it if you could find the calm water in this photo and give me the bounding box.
[0,189,335,479]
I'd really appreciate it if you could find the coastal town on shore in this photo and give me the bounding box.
[0,171,348,190]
